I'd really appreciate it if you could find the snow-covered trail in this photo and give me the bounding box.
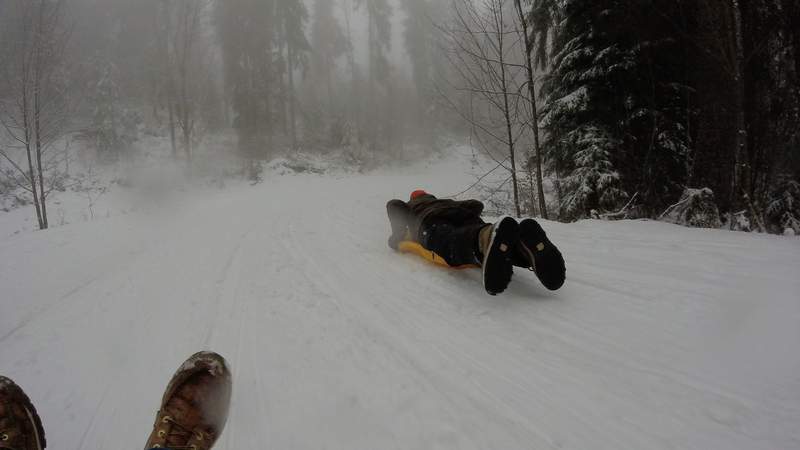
[2,151,799,450]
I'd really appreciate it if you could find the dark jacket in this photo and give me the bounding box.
[386,194,485,248]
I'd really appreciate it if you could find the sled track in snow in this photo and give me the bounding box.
[1,155,799,450]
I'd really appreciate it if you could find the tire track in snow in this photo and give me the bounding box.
[0,230,158,344]
[0,273,103,344]
[202,230,249,348]
[74,382,111,450]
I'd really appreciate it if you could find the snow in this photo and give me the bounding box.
[1,146,799,450]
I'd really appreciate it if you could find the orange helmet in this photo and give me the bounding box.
[410,189,429,200]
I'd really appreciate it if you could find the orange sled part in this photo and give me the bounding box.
[397,241,479,270]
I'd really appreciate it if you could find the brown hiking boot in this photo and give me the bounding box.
[144,352,232,450]
[0,377,46,450]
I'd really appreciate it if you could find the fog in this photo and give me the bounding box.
[2,0,457,165]
[2,0,565,231]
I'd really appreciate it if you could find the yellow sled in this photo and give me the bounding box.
[398,241,479,270]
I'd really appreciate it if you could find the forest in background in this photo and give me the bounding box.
[536,0,800,234]
[0,0,798,234]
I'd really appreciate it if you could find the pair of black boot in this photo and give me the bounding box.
[479,217,566,295]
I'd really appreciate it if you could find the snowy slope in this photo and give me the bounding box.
[1,148,799,450]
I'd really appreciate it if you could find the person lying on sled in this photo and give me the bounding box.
[386,190,565,295]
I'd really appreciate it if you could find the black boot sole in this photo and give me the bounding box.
[483,216,519,295]
[519,219,566,291]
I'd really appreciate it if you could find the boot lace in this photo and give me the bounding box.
[0,415,18,450]
[151,414,208,450]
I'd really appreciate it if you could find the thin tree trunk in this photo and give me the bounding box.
[35,85,48,229]
[729,0,750,229]
[514,0,547,219]
[265,74,273,156]
[277,14,288,139]
[278,55,288,136]
[366,3,377,152]
[502,96,521,217]
[179,3,194,163]
[287,39,298,151]
[496,3,521,217]
[680,0,693,181]
[183,122,191,161]
[553,168,563,219]
[644,55,659,207]
[168,100,177,158]
[162,2,178,158]
[181,79,191,161]
[789,1,800,79]
[526,164,537,217]
[685,69,693,182]
[326,63,334,115]
[23,94,44,229]
[342,0,360,144]
[180,74,190,160]
[33,2,47,229]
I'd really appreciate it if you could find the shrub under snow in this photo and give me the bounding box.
[766,178,800,235]
[661,187,722,229]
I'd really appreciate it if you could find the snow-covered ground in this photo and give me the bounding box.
[1,147,799,450]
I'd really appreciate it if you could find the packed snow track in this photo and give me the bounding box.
[2,151,799,450]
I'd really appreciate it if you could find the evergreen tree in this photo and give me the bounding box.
[527,0,561,70]
[402,0,428,93]
[683,0,798,228]
[738,0,799,212]
[355,0,392,152]
[310,0,346,114]
[401,0,447,142]
[765,177,800,234]
[276,0,310,150]
[356,0,391,86]
[560,125,625,220]
[215,0,276,165]
[542,0,692,219]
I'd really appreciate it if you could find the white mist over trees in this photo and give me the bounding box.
[0,0,570,231]
[1,0,798,234]
[2,1,461,181]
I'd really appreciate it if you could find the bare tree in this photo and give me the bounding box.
[153,0,209,163]
[173,0,209,163]
[152,0,178,157]
[0,0,71,230]
[513,0,547,219]
[441,0,528,216]
[277,0,310,151]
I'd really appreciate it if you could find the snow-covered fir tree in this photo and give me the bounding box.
[766,177,800,235]
[559,125,626,220]
[541,0,692,219]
